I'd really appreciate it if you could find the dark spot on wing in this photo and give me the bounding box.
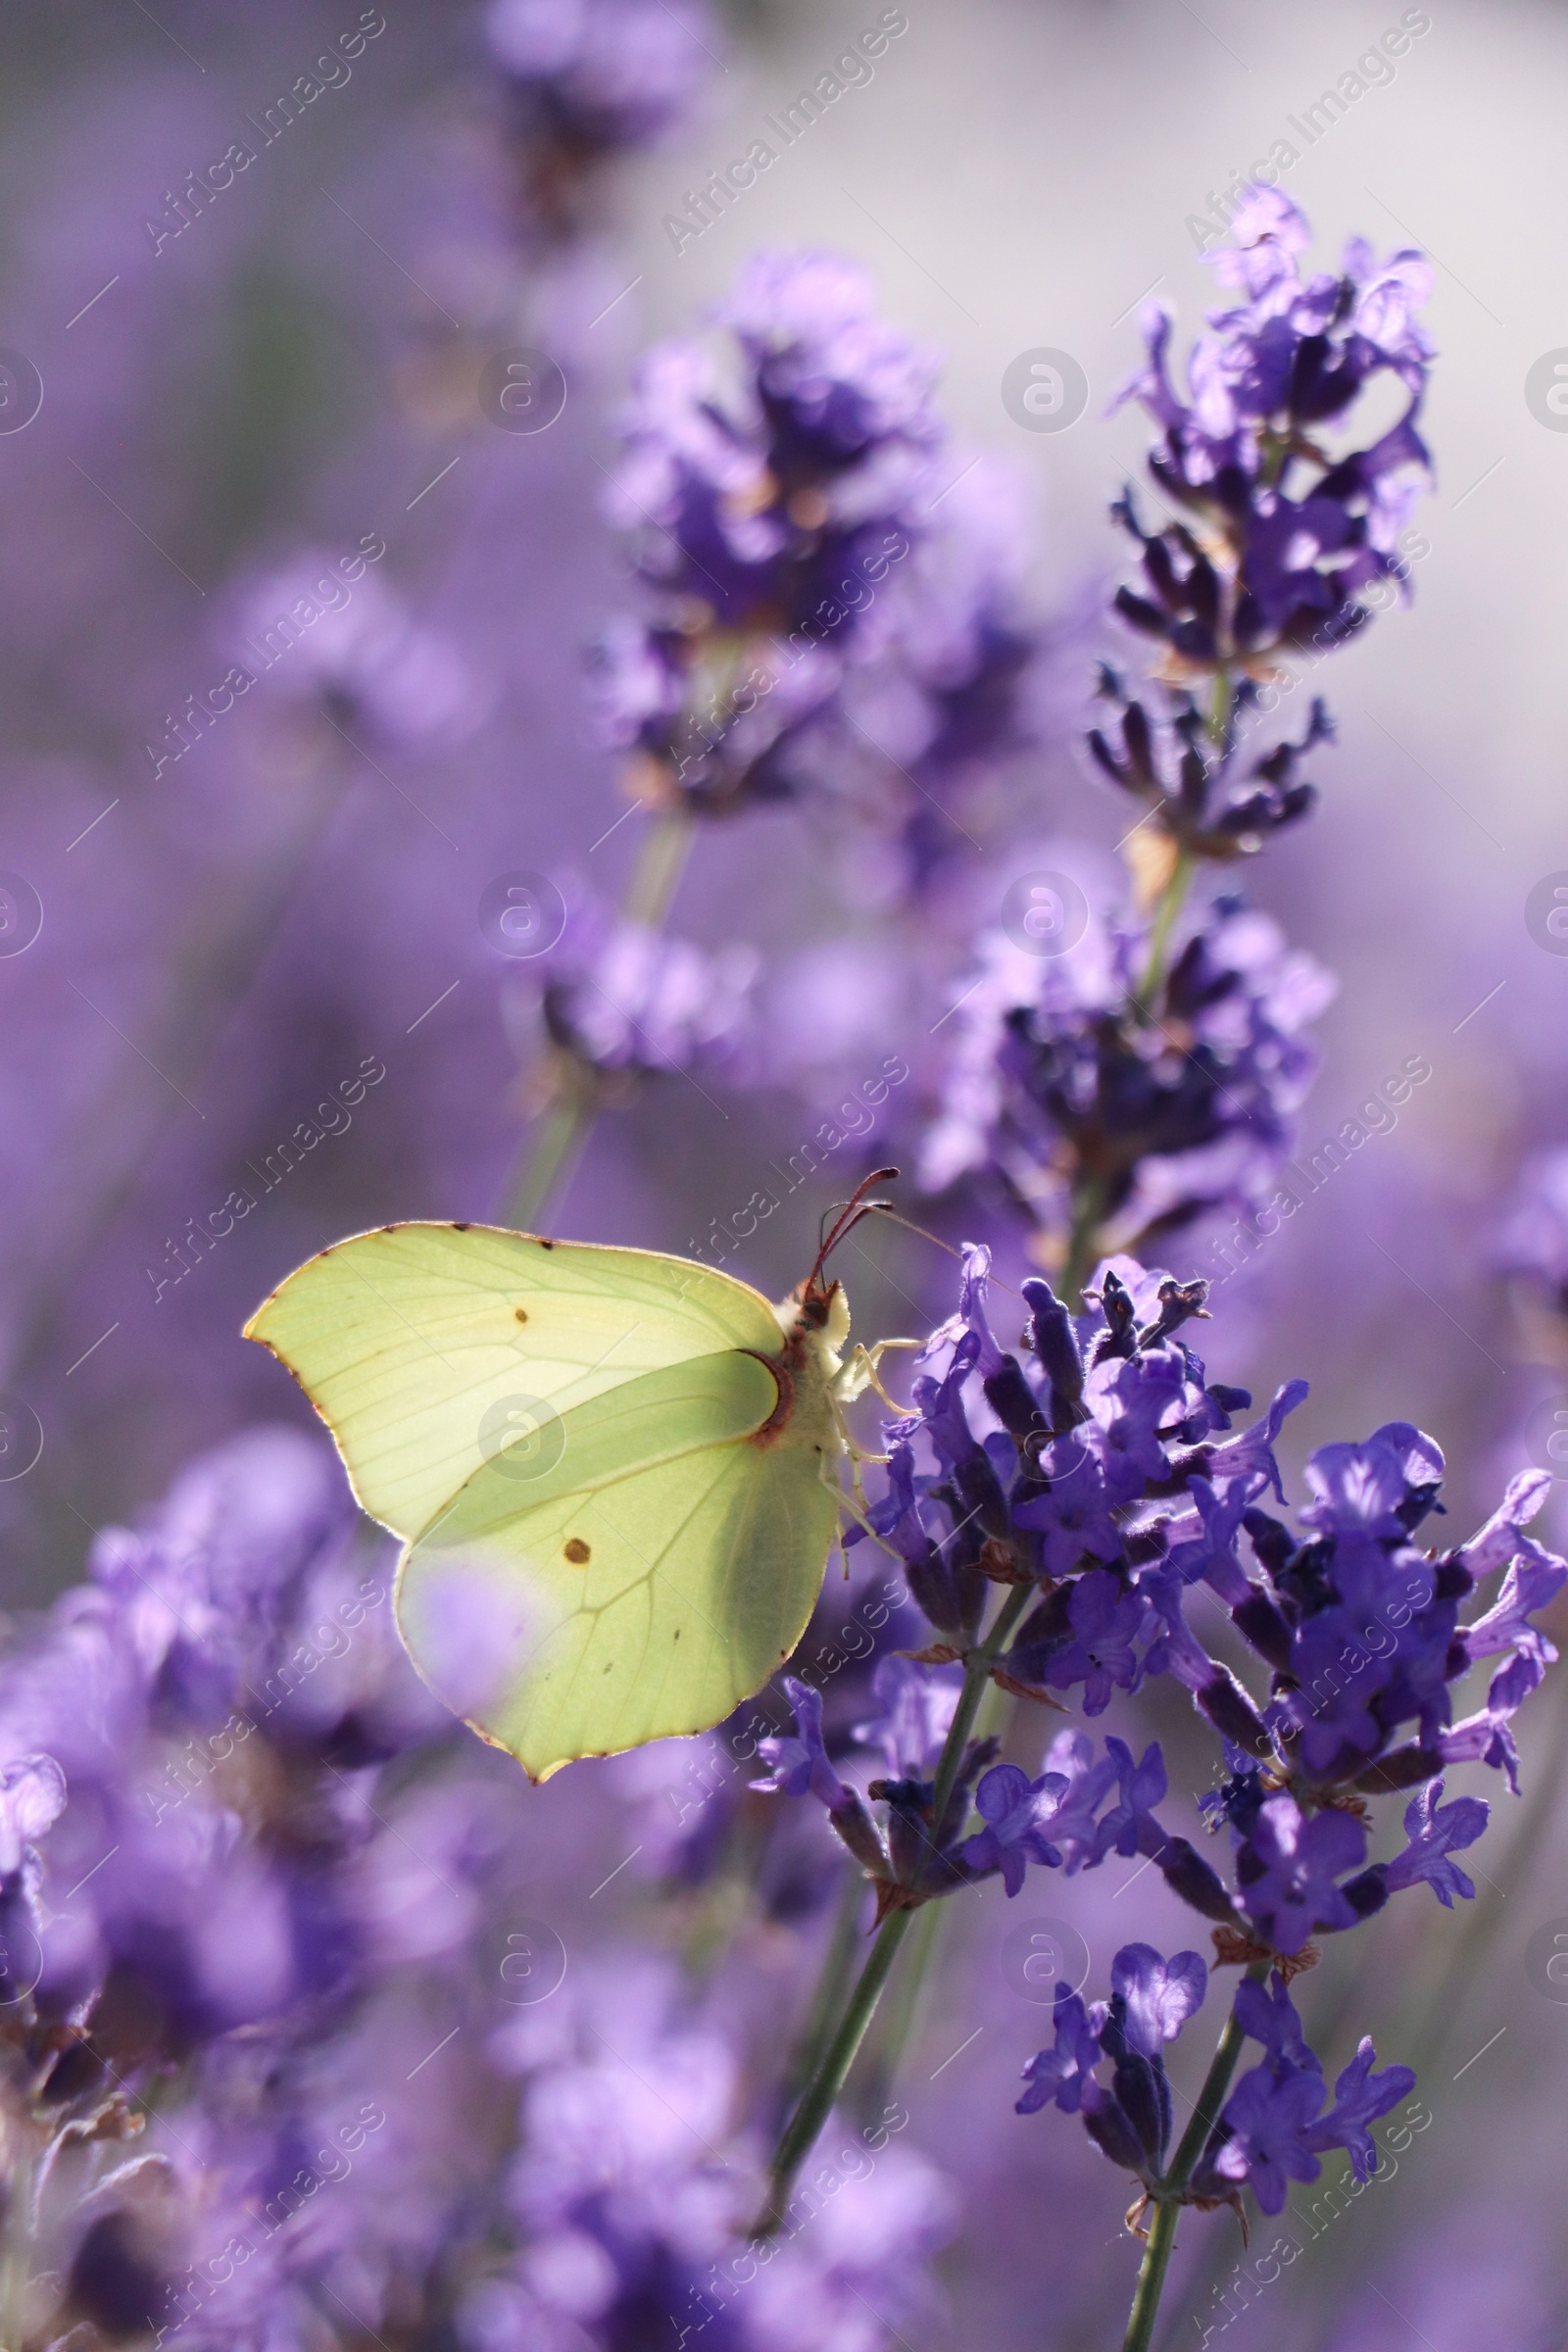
[453,1222,471,1232]
[564,1538,591,1565]
[514,1307,528,1325]
[539,1238,555,1250]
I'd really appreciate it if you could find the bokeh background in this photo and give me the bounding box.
[4,2,1568,2346]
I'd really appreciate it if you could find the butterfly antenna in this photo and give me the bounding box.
[871,1208,1025,1301]
[808,1167,900,1294]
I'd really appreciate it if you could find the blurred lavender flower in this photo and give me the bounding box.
[595,249,944,815]
[478,1958,955,2349]
[920,892,1333,1273]
[486,0,720,242]
[0,1424,545,2348]
[1494,1145,1568,1321]
[222,547,489,753]
[515,900,760,1084]
[831,455,1049,893]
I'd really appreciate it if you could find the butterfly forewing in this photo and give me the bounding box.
[243,1221,785,1541]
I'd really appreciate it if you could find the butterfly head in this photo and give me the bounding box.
[778,1273,851,1351]
[770,1167,897,1365]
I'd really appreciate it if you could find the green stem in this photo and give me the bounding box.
[930,1584,1034,1830]
[1122,1969,1262,2352]
[623,807,695,927]
[1122,2197,1182,2352]
[1061,1174,1108,1313]
[506,1065,597,1231]
[753,1582,1035,2233]
[849,1672,1012,2116]
[753,1907,914,2235]
[850,1880,942,2122]
[1135,848,1195,1011]
[502,808,695,1229]
[784,1868,869,2106]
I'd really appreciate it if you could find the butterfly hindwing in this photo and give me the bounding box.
[395,1350,839,1780]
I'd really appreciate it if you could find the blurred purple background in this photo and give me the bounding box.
[3,4,1567,2346]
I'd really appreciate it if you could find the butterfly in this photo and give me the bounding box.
[243,1177,906,1781]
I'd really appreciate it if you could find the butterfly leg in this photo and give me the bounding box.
[822,1463,901,1566]
[838,1337,920,1417]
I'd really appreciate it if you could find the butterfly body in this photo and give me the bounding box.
[244,1221,867,1780]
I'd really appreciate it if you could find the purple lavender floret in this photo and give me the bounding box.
[752,1675,856,1810]
[1016,1985,1105,2117]
[1191,1970,1413,2215]
[1089,665,1331,861]
[1377,1779,1488,1907]
[1112,1941,1207,2058]
[1232,1791,1366,1954]
[1111,187,1434,669]
[1018,1943,1206,2183]
[920,892,1333,1254]
[961,1761,1069,1894]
